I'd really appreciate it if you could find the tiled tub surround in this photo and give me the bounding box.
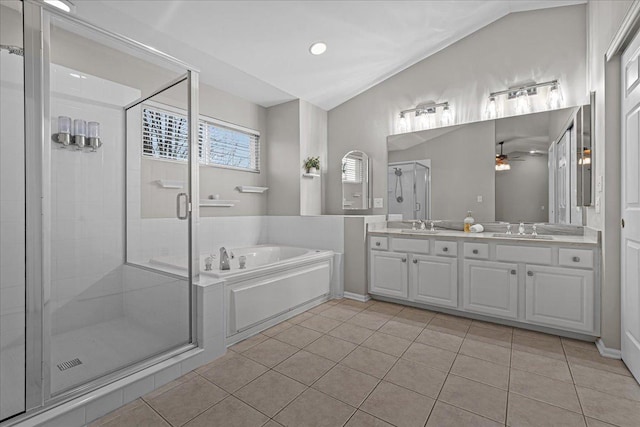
[368,222,601,343]
[90,299,640,427]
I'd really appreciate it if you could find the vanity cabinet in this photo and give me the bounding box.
[370,250,408,298]
[463,260,519,319]
[411,255,457,308]
[525,265,594,333]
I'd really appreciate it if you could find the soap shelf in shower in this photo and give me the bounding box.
[156,179,185,189]
[200,199,239,207]
[235,186,269,193]
[302,173,320,178]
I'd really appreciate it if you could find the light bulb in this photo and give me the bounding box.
[485,96,497,119]
[398,113,409,133]
[441,105,453,126]
[515,88,531,115]
[416,112,428,131]
[547,84,563,110]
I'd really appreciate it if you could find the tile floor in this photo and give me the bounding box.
[91,299,640,427]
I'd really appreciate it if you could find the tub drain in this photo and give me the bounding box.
[57,358,82,371]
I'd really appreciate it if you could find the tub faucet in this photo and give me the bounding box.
[219,247,231,271]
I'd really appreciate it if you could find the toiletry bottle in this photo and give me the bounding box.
[464,211,475,233]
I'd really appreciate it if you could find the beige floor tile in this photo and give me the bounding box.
[507,393,586,427]
[274,388,356,427]
[183,396,269,427]
[339,299,373,310]
[384,358,447,398]
[340,346,398,378]
[434,313,473,325]
[304,335,357,362]
[274,350,335,385]
[234,371,306,417]
[393,307,436,327]
[450,354,509,389]
[346,311,392,330]
[199,354,268,393]
[328,323,375,344]
[512,334,566,361]
[466,324,512,348]
[571,363,640,402]
[319,306,360,322]
[313,365,379,407]
[288,312,314,324]
[273,325,323,348]
[262,321,294,337]
[366,301,405,316]
[577,386,640,427]
[299,315,342,333]
[509,368,582,413]
[361,331,412,357]
[459,339,511,366]
[242,338,299,368]
[512,328,561,344]
[145,375,227,426]
[263,420,284,427]
[90,399,170,427]
[415,329,464,353]
[230,334,269,353]
[308,302,336,314]
[145,371,200,399]
[511,349,573,383]
[344,410,394,427]
[426,401,503,427]
[439,375,507,423]
[565,345,634,377]
[426,317,470,338]
[378,319,423,341]
[562,337,598,353]
[402,342,457,373]
[471,319,513,333]
[585,417,617,427]
[360,381,434,427]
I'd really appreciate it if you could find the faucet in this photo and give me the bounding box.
[430,221,436,232]
[417,220,427,230]
[532,224,538,236]
[518,222,525,235]
[219,247,231,271]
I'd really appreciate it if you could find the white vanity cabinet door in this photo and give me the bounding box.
[463,260,518,319]
[370,251,408,298]
[410,255,458,308]
[525,265,595,333]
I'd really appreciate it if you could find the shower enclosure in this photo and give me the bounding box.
[388,161,431,220]
[0,1,200,422]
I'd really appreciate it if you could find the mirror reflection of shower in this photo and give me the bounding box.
[388,161,431,220]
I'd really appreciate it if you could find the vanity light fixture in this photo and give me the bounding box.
[514,88,531,114]
[547,82,564,110]
[487,80,562,117]
[485,96,498,119]
[397,101,452,132]
[309,42,327,55]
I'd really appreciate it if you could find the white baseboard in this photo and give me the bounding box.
[596,338,622,359]
[343,292,371,302]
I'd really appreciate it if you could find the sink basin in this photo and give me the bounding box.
[401,229,439,234]
[492,233,554,240]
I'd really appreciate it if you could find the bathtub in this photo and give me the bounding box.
[151,245,335,342]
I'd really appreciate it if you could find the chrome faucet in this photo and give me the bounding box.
[518,222,525,235]
[417,220,427,230]
[532,224,538,236]
[219,247,231,271]
[430,221,436,232]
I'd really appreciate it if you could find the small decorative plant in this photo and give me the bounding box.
[303,156,320,173]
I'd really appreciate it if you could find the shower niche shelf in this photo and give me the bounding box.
[200,199,239,207]
[302,173,320,178]
[236,186,269,193]
[156,179,185,189]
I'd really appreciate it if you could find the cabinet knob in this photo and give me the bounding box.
[572,256,580,262]
[472,249,479,254]
[375,241,381,246]
[443,247,449,252]
[413,259,418,264]
[511,269,516,275]
[527,271,534,276]
[401,258,407,263]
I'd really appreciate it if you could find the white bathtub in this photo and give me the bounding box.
[151,245,335,342]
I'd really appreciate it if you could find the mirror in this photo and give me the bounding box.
[342,150,371,210]
[387,103,593,224]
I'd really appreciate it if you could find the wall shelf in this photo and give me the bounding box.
[156,179,185,189]
[236,186,269,193]
[302,173,320,178]
[200,199,239,207]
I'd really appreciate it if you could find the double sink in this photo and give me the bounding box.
[400,229,555,240]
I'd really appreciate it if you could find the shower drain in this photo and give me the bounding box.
[57,358,83,371]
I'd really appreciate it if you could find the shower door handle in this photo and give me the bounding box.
[176,193,189,220]
[415,202,421,212]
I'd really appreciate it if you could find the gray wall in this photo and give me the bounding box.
[389,121,496,222]
[495,155,549,223]
[326,5,587,216]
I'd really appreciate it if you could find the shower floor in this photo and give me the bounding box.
[50,316,182,394]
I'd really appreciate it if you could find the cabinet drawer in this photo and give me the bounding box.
[393,238,430,254]
[435,240,457,257]
[370,236,388,250]
[496,245,552,264]
[558,248,593,268]
[464,243,489,259]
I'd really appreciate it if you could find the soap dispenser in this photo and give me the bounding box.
[464,211,475,233]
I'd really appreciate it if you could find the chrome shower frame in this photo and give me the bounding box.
[388,161,431,220]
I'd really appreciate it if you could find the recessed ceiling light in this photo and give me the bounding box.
[44,0,73,13]
[309,42,327,56]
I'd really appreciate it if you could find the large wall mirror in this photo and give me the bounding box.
[387,100,593,225]
[342,150,371,210]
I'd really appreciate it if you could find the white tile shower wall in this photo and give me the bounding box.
[49,64,140,335]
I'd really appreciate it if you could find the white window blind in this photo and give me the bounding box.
[142,105,260,172]
[342,157,363,183]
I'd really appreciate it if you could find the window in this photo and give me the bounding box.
[342,157,363,183]
[141,104,260,172]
